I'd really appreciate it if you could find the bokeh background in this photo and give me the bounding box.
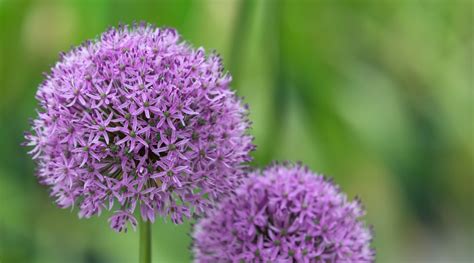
[0,0,472,262]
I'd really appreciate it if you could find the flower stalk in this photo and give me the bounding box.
[139,216,151,263]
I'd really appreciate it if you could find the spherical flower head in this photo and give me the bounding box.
[24,23,254,232]
[193,163,375,262]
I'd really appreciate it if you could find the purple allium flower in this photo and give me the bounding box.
[193,164,375,262]
[24,23,253,232]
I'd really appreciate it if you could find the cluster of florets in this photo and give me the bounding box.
[25,23,253,232]
[193,164,375,262]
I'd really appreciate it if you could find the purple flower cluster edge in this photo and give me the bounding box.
[193,163,375,263]
[24,23,254,232]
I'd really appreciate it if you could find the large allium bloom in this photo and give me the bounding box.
[24,23,253,232]
[193,164,375,262]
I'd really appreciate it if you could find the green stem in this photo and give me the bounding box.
[228,0,255,89]
[139,216,151,263]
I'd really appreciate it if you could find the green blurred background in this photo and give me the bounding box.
[0,0,472,262]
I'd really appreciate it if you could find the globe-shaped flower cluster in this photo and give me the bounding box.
[193,164,375,262]
[25,23,253,232]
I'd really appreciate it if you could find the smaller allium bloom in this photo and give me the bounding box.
[24,23,253,232]
[193,164,375,262]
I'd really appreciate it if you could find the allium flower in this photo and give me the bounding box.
[24,23,253,232]
[193,164,375,262]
